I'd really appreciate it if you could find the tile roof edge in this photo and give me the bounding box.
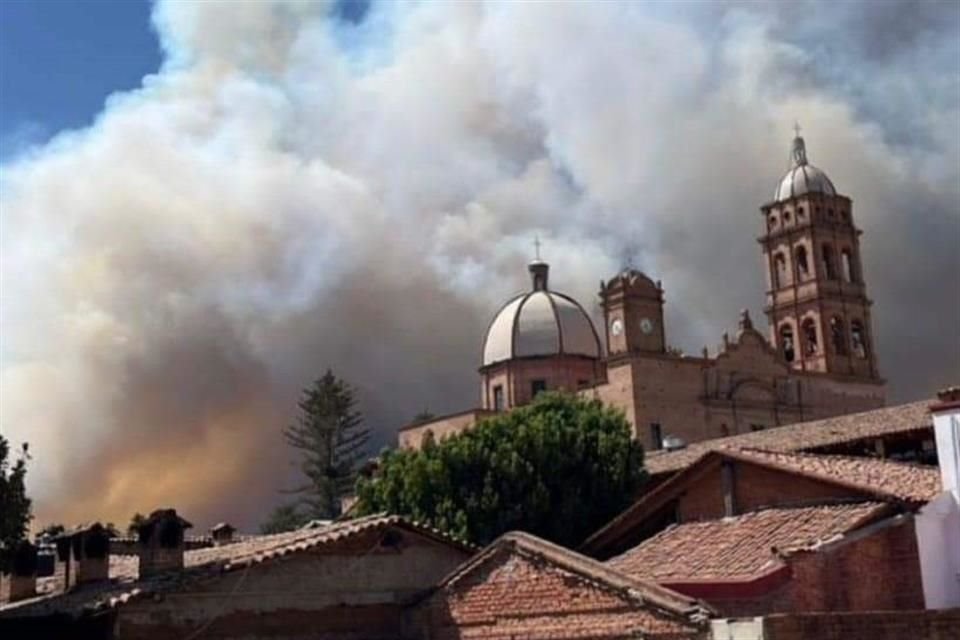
[775,510,912,558]
[722,448,930,503]
[435,530,714,623]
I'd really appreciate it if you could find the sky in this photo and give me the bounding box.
[1,0,958,531]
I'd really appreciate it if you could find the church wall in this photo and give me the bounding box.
[398,409,497,450]
[503,357,600,408]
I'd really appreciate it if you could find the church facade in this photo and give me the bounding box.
[399,132,886,452]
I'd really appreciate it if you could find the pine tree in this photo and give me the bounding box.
[283,370,370,519]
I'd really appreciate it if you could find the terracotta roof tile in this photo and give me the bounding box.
[436,530,713,622]
[1,514,473,618]
[608,502,889,583]
[645,400,933,476]
[732,448,941,502]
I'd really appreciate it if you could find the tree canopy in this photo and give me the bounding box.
[354,392,646,547]
[0,435,31,566]
[283,370,371,519]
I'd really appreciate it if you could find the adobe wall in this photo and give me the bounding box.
[676,459,869,524]
[118,529,469,640]
[413,548,706,640]
[398,410,495,450]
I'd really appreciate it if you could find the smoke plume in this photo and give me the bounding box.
[2,0,958,530]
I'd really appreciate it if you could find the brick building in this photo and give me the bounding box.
[401,131,886,452]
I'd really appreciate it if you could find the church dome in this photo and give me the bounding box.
[774,133,836,202]
[482,261,601,368]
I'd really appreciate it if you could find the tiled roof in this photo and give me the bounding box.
[438,530,713,621]
[732,448,941,503]
[1,514,474,617]
[645,400,933,476]
[608,503,889,584]
[582,446,937,557]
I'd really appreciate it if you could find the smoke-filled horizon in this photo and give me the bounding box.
[2,0,958,531]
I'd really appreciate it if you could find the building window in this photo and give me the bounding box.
[720,423,730,437]
[773,252,788,289]
[577,379,590,390]
[768,213,778,229]
[531,379,547,398]
[795,245,809,280]
[650,423,663,450]
[831,316,848,355]
[841,249,856,282]
[822,244,837,280]
[802,318,819,355]
[493,385,504,411]
[797,206,804,219]
[783,210,791,223]
[779,325,795,363]
[851,321,868,359]
[750,424,765,432]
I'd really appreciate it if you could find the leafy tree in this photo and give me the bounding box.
[259,503,311,534]
[0,436,31,567]
[355,392,646,547]
[283,370,371,519]
[128,512,147,536]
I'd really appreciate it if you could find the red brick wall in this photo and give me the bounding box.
[787,516,924,612]
[702,517,924,618]
[415,548,706,639]
[761,608,960,640]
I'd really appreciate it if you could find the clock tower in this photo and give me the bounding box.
[600,269,666,356]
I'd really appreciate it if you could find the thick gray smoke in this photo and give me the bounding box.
[1,1,957,530]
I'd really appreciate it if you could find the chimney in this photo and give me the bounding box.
[0,541,37,604]
[137,509,192,577]
[210,522,236,546]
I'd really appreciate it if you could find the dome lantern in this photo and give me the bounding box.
[774,126,837,202]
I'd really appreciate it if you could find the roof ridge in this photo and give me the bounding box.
[482,531,712,620]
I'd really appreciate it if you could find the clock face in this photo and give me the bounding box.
[610,318,624,337]
[640,317,654,335]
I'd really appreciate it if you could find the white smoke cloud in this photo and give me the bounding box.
[1,0,957,530]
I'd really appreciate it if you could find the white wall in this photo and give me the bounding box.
[917,406,960,609]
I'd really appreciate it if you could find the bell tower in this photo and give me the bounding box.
[600,269,665,356]
[759,128,880,380]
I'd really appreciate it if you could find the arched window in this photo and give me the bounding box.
[795,246,809,280]
[797,206,805,219]
[779,325,796,363]
[783,210,792,223]
[822,244,837,279]
[851,320,868,359]
[768,213,778,229]
[802,318,819,356]
[773,252,788,289]
[830,316,848,355]
[841,249,856,282]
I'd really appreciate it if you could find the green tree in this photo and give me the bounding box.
[355,392,646,547]
[283,370,371,519]
[259,503,311,534]
[127,512,147,536]
[0,435,31,567]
